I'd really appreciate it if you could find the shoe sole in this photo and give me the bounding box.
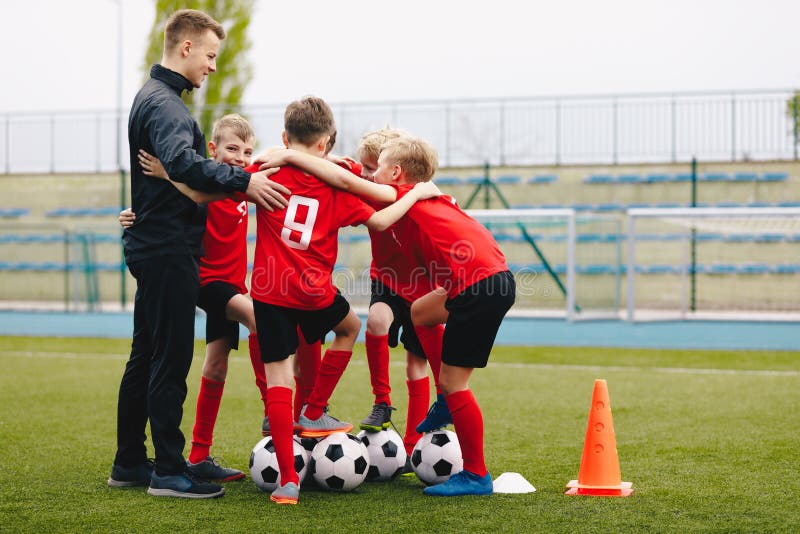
[423,488,493,496]
[270,495,299,505]
[359,422,390,432]
[107,478,149,488]
[261,430,271,437]
[298,423,353,438]
[147,487,225,499]
[216,472,246,482]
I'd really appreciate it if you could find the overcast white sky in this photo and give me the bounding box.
[2,0,799,114]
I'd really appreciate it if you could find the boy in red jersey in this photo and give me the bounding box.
[120,114,323,481]
[378,136,515,496]
[351,128,446,456]
[249,96,440,505]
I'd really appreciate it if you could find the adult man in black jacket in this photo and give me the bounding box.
[108,9,289,499]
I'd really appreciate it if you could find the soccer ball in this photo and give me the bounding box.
[310,432,370,491]
[410,430,463,486]
[249,436,309,492]
[357,428,407,481]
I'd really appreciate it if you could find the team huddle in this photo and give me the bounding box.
[108,9,515,506]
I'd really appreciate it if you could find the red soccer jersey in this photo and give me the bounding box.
[198,196,249,294]
[399,193,509,299]
[248,163,375,310]
[368,184,437,302]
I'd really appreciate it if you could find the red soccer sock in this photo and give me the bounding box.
[294,337,321,421]
[446,389,487,477]
[266,386,299,486]
[189,376,225,464]
[415,325,444,394]
[303,349,352,420]
[248,333,269,416]
[365,333,392,405]
[403,377,430,454]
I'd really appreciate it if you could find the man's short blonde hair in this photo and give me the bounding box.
[210,114,255,145]
[380,136,439,183]
[356,127,404,162]
[164,9,225,52]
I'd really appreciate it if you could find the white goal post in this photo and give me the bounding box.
[626,207,800,321]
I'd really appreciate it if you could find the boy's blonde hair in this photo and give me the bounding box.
[380,136,439,183]
[164,9,225,52]
[356,127,404,162]
[284,96,335,147]
[210,113,255,145]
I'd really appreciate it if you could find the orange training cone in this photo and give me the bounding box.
[565,379,633,497]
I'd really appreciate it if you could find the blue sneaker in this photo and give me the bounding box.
[186,456,245,482]
[423,470,493,496]
[147,471,225,499]
[108,459,154,487]
[415,394,452,433]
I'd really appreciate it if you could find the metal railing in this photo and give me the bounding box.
[1,89,798,174]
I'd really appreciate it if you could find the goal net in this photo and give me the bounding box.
[334,209,622,320]
[626,207,800,321]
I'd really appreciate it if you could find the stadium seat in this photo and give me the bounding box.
[510,204,535,209]
[772,264,800,274]
[776,201,800,208]
[0,208,29,218]
[701,173,730,182]
[584,174,613,184]
[644,173,670,183]
[594,202,624,212]
[570,203,594,211]
[626,202,652,209]
[617,174,642,184]
[465,176,485,184]
[746,201,773,208]
[758,172,788,182]
[494,175,521,184]
[733,172,758,182]
[655,202,684,208]
[737,263,770,274]
[715,201,744,208]
[435,176,463,185]
[527,175,557,184]
[578,264,618,275]
[673,173,694,182]
[540,203,565,209]
[709,264,737,274]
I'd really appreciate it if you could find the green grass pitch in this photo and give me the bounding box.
[1,336,798,532]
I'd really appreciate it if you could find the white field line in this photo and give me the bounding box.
[1,350,798,377]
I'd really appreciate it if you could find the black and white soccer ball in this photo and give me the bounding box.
[410,430,463,486]
[249,436,309,492]
[356,428,407,481]
[309,432,370,491]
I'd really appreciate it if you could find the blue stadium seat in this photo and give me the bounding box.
[755,234,786,243]
[639,264,680,275]
[724,234,755,243]
[701,173,730,182]
[510,204,535,209]
[709,264,737,274]
[584,174,613,184]
[776,201,800,208]
[595,202,624,212]
[527,175,557,184]
[578,264,618,275]
[772,264,800,274]
[733,172,758,182]
[746,201,772,208]
[758,172,788,182]
[645,173,670,183]
[465,176,485,185]
[627,202,652,209]
[0,208,29,218]
[715,201,744,208]
[617,174,642,184]
[495,175,521,185]
[738,263,770,274]
[673,173,694,182]
[540,203,565,209]
[570,203,594,211]
[435,176,463,185]
[655,202,684,208]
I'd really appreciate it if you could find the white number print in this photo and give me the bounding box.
[281,195,319,250]
[236,201,248,224]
